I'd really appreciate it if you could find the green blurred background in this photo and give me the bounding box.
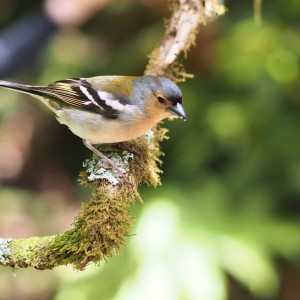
[0,0,300,299]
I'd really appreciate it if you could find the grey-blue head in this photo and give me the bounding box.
[134,75,186,121]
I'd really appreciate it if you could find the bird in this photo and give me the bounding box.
[0,75,186,176]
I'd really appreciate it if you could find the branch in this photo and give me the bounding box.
[0,0,224,270]
[146,0,225,81]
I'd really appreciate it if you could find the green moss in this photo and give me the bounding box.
[2,126,167,270]
[10,236,56,269]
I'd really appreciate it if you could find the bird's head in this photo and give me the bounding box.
[134,76,187,121]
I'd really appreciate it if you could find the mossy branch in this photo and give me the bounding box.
[0,0,224,270]
[146,0,225,81]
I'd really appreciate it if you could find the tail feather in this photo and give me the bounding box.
[0,80,46,97]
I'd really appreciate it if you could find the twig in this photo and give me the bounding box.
[146,0,225,81]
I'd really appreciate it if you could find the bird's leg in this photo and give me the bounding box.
[83,140,127,180]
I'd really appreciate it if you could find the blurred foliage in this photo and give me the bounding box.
[0,0,300,299]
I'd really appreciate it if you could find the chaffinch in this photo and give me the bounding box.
[0,76,186,173]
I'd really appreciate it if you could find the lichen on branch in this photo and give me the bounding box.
[146,0,225,81]
[0,0,225,270]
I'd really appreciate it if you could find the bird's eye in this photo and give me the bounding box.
[157,96,166,104]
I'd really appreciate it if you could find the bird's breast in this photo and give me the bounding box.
[56,108,160,144]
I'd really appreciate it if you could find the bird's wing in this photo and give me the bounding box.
[45,78,126,119]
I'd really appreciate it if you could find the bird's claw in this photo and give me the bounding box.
[97,161,130,185]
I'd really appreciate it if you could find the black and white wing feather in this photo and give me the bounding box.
[45,78,121,119]
[0,77,134,119]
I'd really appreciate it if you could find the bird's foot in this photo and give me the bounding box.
[83,140,131,185]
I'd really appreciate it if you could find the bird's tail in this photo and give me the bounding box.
[0,80,46,98]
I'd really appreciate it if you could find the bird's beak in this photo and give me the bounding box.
[167,103,187,121]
